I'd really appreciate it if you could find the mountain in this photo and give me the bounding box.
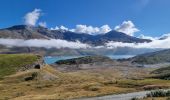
[0,25,48,39]
[131,49,170,64]
[0,25,151,46]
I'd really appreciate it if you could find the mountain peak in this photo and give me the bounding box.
[7,25,32,30]
[0,25,151,45]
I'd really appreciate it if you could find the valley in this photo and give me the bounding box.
[0,1,170,100]
[0,53,170,100]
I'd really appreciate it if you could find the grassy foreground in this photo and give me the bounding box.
[0,54,39,79]
[0,54,170,100]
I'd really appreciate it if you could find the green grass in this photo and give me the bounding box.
[0,54,39,79]
[152,66,170,74]
[151,66,170,80]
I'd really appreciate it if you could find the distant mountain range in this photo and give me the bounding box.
[0,25,151,46]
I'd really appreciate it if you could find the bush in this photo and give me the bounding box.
[131,97,140,100]
[147,90,170,97]
[88,86,100,91]
[24,72,38,81]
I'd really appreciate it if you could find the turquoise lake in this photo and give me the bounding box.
[44,55,135,64]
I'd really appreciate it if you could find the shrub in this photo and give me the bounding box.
[131,97,140,100]
[147,90,170,97]
[24,72,38,81]
[88,86,100,91]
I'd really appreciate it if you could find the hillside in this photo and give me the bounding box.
[0,25,151,46]
[0,54,42,79]
[131,49,170,64]
[55,56,113,65]
[152,66,170,74]
[151,66,170,80]
[0,54,170,99]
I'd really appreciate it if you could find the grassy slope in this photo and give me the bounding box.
[132,49,170,64]
[56,56,112,65]
[0,65,169,99]
[0,54,39,79]
[151,66,170,80]
[152,66,170,74]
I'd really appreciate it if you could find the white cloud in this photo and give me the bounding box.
[138,33,170,41]
[1,32,170,49]
[114,21,139,36]
[0,39,90,49]
[38,22,47,27]
[51,25,68,31]
[138,34,157,40]
[70,25,99,35]
[100,25,112,33]
[106,35,170,49]
[24,9,41,26]
[50,26,59,30]
[51,25,111,35]
[60,25,69,31]
[159,33,170,40]
[71,24,111,35]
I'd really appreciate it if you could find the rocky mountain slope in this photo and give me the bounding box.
[0,25,151,46]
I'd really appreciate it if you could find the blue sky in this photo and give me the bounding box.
[0,0,170,37]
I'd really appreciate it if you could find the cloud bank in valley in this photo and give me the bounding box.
[106,33,170,49]
[1,34,170,49]
[0,39,90,49]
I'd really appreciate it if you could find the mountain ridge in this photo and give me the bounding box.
[0,25,151,46]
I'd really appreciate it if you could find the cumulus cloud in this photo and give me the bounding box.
[71,24,112,35]
[51,25,111,35]
[114,21,139,36]
[0,39,90,49]
[38,22,47,27]
[70,25,99,35]
[24,9,41,26]
[50,21,140,35]
[100,25,112,33]
[51,25,68,31]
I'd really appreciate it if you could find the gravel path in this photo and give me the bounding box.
[76,91,150,100]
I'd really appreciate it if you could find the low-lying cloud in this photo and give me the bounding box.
[1,36,170,49]
[0,39,90,49]
[106,35,170,49]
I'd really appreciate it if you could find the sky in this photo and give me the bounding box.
[0,0,170,37]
